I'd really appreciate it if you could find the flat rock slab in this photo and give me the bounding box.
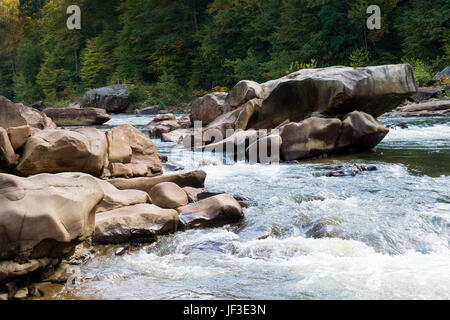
[385,99,450,117]
[43,107,111,126]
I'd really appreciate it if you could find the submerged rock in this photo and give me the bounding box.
[313,164,377,177]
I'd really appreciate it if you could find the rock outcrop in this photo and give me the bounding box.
[43,107,111,126]
[7,126,31,151]
[191,92,229,125]
[0,173,103,260]
[80,85,130,113]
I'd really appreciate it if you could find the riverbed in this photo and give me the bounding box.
[54,114,450,300]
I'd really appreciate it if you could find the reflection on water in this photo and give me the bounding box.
[54,114,450,300]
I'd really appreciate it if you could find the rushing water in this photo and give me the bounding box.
[55,114,450,300]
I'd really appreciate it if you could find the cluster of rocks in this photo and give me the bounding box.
[143,113,192,143]
[157,64,418,161]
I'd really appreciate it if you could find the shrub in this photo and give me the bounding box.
[348,48,370,68]
[404,58,432,86]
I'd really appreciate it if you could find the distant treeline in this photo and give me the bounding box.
[0,0,448,106]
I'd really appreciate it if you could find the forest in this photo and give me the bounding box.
[0,0,448,108]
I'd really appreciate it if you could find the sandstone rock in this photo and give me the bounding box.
[93,204,179,244]
[43,107,111,126]
[385,99,450,117]
[0,258,58,283]
[336,111,389,152]
[81,85,130,113]
[248,64,417,129]
[246,134,282,164]
[0,173,103,259]
[16,129,106,176]
[108,169,207,192]
[191,92,229,125]
[203,129,259,161]
[182,186,205,202]
[149,182,189,209]
[226,80,264,107]
[154,113,176,121]
[0,128,18,168]
[106,124,162,177]
[161,128,192,143]
[7,125,31,150]
[108,163,133,178]
[279,117,342,161]
[176,194,244,229]
[0,96,56,130]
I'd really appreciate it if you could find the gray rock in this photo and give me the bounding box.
[81,85,130,113]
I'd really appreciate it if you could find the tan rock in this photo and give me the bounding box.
[149,182,189,209]
[94,204,179,244]
[0,173,103,260]
[75,127,109,175]
[182,186,205,202]
[176,194,244,229]
[191,92,230,125]
[7,125,31,150]
[225,80,264,107]
[109,163,133,178]
[108,169,207,192]
[43,107,111,126]
[0,127,18,168]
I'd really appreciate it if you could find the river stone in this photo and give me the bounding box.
[80,85,130,113]
[149,182,189,209]
[225,80,264,107]
[7,125,31,150]
[43,107,111,126]
[108,170,207,192]
[182,187,205,202]
[0,173,103,260]
[93,204,179,244]
[105,124,162,177]
[16,129,107,176]
[0,127,18,168]
[191,92,230,125]
[247,64,417,129]
[176,194,244,229]
[279,117,342,161]
[336,111,389,152]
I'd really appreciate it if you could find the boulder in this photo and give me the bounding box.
[182,187,205,202]
[139,106,159,114]
[204,129,259,161]
[279,117,342,161]
[0,173,103,260]
[93,204,179,244]
[409,87,446,103]
[43,107,111,126]
[336,111,389,152]
[80,85,130,113]
[225,80,264,107]
[247,64,417,129]
[108,169,207,192]
[28,101,45,111]
[108,163,133,178]
[246,134,282,164]
[432,66,450,82]
[0,96,56,130]
[16,129,107,176]
[176,194,244,229]
[149,182,189,209]
[0,128,18,168]
[154,113,176,121]
[385,99,450,117]
[161,129,192,143]
[7,125,31,151]
[74,127,109,175]
[105,124,162,177]
[191,92,229,125]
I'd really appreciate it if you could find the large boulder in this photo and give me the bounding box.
[93,204,179,244]
[225,80,264,107]
[247,64,417,129]
[16,129,107,176]
[336,111,389,152]
[0,97,56,130]
[43,107,111,126]
[176,194,244,229]
[149,182,189,209]
[0,173,104,260]
[191,92,229,125]
[74,127,109,175]
[279,118,342,161]
[80,85,130,113]
[7,126,31,151]
[0,128,18,168]
[108,169,207,193]
[105,124,162,178]
[409,87,447,103]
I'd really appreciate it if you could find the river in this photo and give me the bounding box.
[54,114,450,300]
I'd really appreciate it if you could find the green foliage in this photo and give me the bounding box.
[285,59,318,75]
[349,48,370,68]
[405,59,433,86]
[144,72,191,107]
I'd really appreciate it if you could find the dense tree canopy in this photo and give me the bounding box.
[0,0,448,105]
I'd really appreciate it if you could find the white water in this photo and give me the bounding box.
[62,114,450,300]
